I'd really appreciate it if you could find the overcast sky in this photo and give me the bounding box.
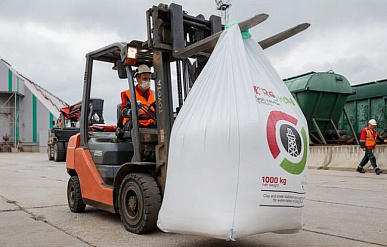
[1,0,386,123]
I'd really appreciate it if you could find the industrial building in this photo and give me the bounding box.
[0,58,67,152]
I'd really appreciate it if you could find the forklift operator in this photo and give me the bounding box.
[117,64,156,138]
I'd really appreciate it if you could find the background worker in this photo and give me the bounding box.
[357,119,386,175]
[56,116,63,128]
[117,64,156,138]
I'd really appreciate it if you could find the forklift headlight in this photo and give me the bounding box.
[124,46,137,66]
[128,47,137,59]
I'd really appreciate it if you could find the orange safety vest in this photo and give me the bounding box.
[365,129,377,147]
[122,89,156,127]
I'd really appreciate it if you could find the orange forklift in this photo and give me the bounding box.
[66,3,310,233]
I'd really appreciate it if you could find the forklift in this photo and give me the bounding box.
[48,99,104,162]
[66,3,310,233]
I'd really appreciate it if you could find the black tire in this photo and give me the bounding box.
[118,173,161,234]
[47,145,54,160]
[64,142,68,153]
[53,142,65,162]
[67,176,86,213]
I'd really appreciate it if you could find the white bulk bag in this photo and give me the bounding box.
[157,24,308,240]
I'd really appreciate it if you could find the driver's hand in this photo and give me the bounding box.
[137,103,144,115]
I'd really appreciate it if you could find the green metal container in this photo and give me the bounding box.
[339,79,387,137]
[283,72,354,144]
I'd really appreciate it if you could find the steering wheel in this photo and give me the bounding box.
[149,101,156,111]
[140,101,156,121]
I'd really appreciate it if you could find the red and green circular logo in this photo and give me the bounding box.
[266,111,307,175]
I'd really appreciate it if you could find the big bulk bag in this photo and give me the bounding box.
[157,24,308,240]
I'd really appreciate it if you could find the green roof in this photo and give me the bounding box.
[283,72,353,94]
[347,79,387,101]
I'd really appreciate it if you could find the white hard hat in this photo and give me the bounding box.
[368,119,377,126]
[135,64,151,77]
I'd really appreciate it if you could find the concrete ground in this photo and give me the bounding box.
[0,152,386,247]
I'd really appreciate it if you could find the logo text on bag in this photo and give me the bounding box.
[253,85,295,106]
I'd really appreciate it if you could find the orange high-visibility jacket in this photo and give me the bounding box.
[365,129,376,147]
[360,127,381,149]
[121,88,155,127]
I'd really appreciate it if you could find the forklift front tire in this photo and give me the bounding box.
[67,176,86,213]
[118,173,161,234]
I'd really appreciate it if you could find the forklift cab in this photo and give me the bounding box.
[66,2,310,234]
[80,42,165,186]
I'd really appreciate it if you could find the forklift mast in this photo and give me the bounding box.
[148,4,223,188]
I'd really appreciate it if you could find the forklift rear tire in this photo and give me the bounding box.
[53,142,65,162]
[67,176,86,213]
[118,173,161,234]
